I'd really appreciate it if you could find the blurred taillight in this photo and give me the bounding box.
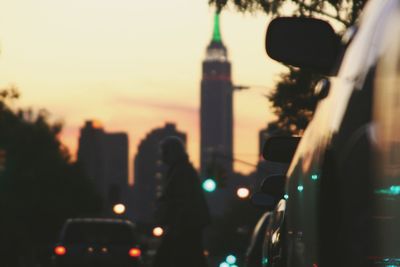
[54,246,67,256]
[129,248,141,258]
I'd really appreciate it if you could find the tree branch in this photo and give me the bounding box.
[289,0,351,27]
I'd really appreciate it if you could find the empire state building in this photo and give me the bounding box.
[200,12,233,177]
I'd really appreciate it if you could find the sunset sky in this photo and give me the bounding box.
[0,0,288,181]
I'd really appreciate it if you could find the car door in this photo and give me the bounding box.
[262,199,286,267]
[283,0,399,266]
[372,7,400,265]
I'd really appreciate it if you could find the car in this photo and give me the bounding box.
[258,0,400,266]
[52,218,142,267]
[245,212,272,267]
[245,137,300,267]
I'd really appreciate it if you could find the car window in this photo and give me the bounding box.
[62,223,136,245]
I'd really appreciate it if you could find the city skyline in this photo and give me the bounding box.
[0,1,287,181]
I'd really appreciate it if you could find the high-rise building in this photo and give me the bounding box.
[77,120,129,215]
[132,123,186,224]
[200,12,233,177]
[78,121,107,197]
[104,133,129,204]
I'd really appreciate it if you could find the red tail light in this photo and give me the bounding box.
[54,246,67,256]
[129,248,141,258]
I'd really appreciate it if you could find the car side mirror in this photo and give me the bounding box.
[266,17,341,75]
[263,136,301,163]
[251,175,285,210]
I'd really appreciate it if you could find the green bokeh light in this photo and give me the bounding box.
[297,185,304,192]
[375,185,400,196]
[226,255,237,265]
[202,179,217,192]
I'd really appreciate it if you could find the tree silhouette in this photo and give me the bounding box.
[210,0,367,27]
[0,88,102,266]
[268,68,321,135]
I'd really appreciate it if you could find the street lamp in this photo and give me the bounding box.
[113,203,126,215]
[237,187,250,199]
[152,227,164,237]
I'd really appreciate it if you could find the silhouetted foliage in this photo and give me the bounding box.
[210,0,367,27]
[268,68,320,135]
[0,88,102,266]
[210,0,367,135]
[264,120,291,136]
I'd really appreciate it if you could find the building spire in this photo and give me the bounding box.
[212,11,222,43]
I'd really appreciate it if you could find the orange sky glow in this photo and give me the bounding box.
[0,0,288,183]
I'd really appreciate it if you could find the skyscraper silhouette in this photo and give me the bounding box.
[200,12,233,178]
[77,120,129,215]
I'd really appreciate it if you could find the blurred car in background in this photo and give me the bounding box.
[52,218,142,267]
[245,212,271,267]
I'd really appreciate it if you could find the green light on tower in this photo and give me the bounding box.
[212,12,222,43]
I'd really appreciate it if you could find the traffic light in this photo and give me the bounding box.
[219,254,238,267]
[226,255,237,264]
[202,178,217,193]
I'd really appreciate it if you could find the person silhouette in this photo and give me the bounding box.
[153,136,210,267]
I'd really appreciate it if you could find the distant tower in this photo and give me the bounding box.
[132,123,186,224]
[200,12,233,177]
[104,133,129,205]
[77,121,129,215]
[78,121,107,196]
